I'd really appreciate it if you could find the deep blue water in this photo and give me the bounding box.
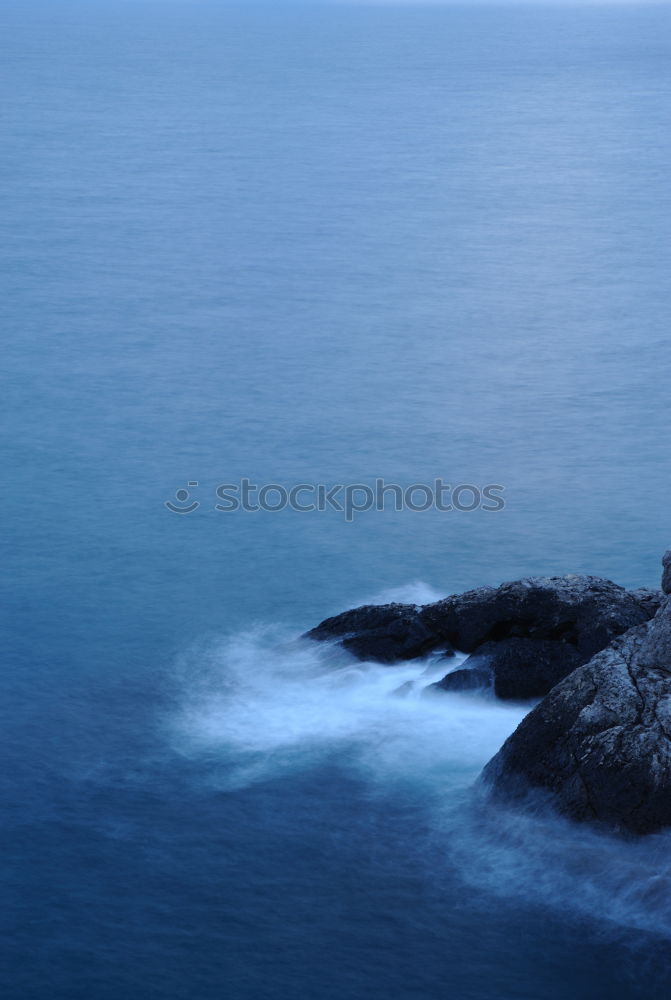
[3,2,671,997]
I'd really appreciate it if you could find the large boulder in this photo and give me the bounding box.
[481,596,671,835]
[303,603,446,663]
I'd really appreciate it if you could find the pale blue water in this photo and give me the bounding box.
[3,2,671,997]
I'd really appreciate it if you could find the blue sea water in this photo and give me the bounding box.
[3,2,671,997]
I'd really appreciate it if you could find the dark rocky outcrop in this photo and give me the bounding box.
[303,603,447,663]
[306,576,655,687]
[308,555,671,834]
[419,576,651,658]
[422,575,652,699]
[629,587,664,620]
[431,638,582,700]
[481,596,671,835]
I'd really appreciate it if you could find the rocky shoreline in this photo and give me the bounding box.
[306,553,671,835]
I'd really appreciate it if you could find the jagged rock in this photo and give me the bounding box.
[481,597,671,834]
[303,603,447,663]
[419,576,651,657]
[629,587,664,620]
[662,551,671,595]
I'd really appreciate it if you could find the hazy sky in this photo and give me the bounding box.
[271,0,667,4]
[220,0,669,7]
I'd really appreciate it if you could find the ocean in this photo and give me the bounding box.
[3,2,671,997]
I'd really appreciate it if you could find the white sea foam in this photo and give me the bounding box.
[445,798,671,939]
[168,585,671,940]
[169,622,525,793]
[357,580,446,607]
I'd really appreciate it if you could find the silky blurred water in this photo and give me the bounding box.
[2,2,671,998]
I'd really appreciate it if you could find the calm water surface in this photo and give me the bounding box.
[2,3,671,997]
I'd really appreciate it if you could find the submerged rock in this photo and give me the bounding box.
[392,680,417,698]
[428,666,493,695]
[481,596,671,835]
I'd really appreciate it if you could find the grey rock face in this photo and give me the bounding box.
[482,596,671,834]
[628,587,664,620]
